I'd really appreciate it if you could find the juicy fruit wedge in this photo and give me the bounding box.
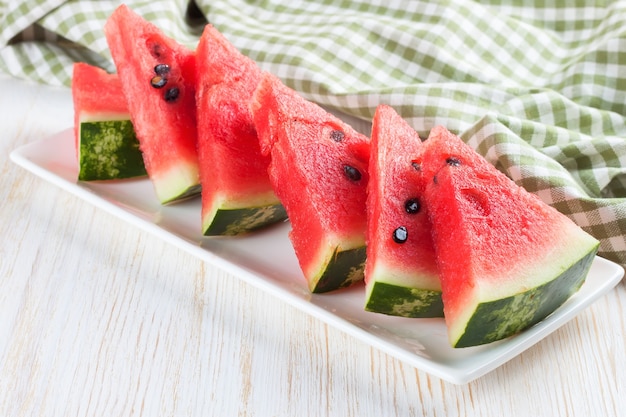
[419,126,599,347]
[71,62,146,181]
[195,25,286,236]
[104,5,200,204]
[251,72,370,293]
[364,105,443,317]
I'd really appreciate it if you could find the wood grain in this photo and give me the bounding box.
[0,74,624,417]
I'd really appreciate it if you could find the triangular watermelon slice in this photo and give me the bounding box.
[104,5,200,204]
[195,25,286,236]
[418,126,599,347]
[364,105,443,317]
[71,62,146,181]
[251,72,370,293]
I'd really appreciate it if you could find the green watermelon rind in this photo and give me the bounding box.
[152,166,201,205]
[452,242,598,348]
[311,246,367,293]
[78,120,147,181]
[202,203,288,236]
[365,279,444,318]
[169,184,202,203]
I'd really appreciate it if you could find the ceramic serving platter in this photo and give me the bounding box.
[11,129,624,384]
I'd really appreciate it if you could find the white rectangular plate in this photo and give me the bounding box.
[11,129,624,384]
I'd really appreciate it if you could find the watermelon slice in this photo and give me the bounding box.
[364,105,443,317]
[251,72,370,293]
[71,62,146,181]
[104,5,200,204]
[195,25,286,236]
[418,126,599,347]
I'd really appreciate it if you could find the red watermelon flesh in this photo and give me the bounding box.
[420,126,599,347]
[251,72,370,293]
[195,25,285,235]
[364,105,442,317]
[71,62,146,180]
[104,5,200,204]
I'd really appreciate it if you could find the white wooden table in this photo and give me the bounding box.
[1,73,624,417]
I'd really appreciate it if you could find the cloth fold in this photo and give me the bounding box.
[2,0,625,269]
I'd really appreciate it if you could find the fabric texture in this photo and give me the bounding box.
[2,0,625,269]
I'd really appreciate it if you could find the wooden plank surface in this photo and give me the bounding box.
[0,74,624,417]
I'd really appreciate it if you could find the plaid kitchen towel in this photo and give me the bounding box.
[1,0,625,270]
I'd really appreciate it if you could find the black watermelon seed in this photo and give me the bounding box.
[330,130,345,142]
[411,161,421,171]
[446,157,461,166]
[150,75,167,88]
[343,165,362,181]
[405,199,420,214]
[154,64,171,75]
[164,87,180,102]
[393,226,408,243]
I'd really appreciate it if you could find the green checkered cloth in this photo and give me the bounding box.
[2,0,625,270]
